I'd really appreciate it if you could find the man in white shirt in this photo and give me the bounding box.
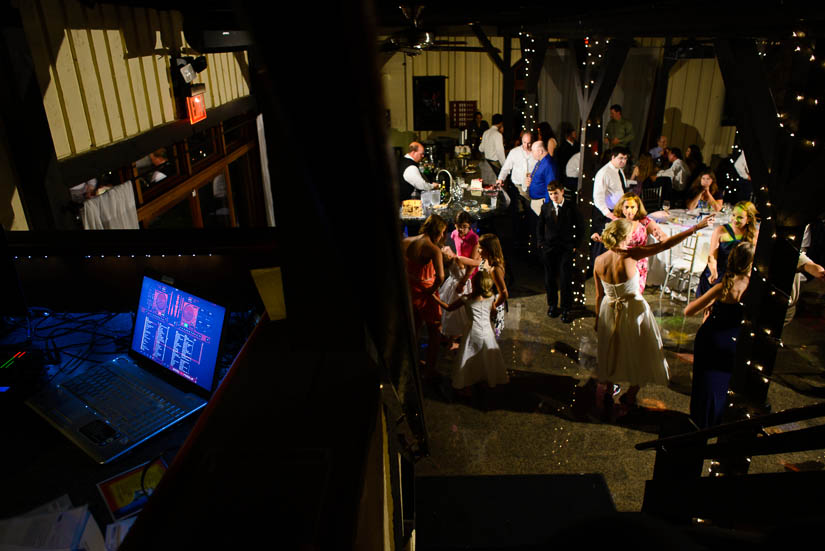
[591,146,629,266]
[658,147,691,192]
[593,147,629,221]
[496,130,535,195]
[398,141,438,202]
[566,152,581,186]
[479,114,506,170]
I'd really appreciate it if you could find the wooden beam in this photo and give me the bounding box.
[571,38,631,306]
[502,34,516,141]
[378,50,396,69]
[715,38,825,408]
[136,141,255,223]
[641,37,674,151]
[469,23,506,74]
[0,8,73,230]
[524,34,549,94]
[574,39,631,199]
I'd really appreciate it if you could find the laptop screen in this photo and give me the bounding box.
[131,275,226,393]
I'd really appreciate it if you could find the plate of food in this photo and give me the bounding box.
[400,199,424,219]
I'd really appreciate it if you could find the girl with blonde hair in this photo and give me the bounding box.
[450,232,509,337]
[593,214,714,411]
[696,201,758,298]
[479,234,509,338]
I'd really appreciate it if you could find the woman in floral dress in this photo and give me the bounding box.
[591,193,668,292]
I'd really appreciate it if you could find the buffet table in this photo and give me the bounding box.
[400,185,502,226]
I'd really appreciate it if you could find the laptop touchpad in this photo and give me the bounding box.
[79,420,118,445]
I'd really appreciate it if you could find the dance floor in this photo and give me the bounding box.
[415,251,825,512]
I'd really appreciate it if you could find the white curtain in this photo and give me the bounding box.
[257,114,276,227]
[80,181,139,230]
[538,48,580,140]
[539,47,663,157]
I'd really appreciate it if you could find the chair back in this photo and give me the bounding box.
[641,185,662,212]
[690,239,711,274]
[679,233,698,264]
[667,233,699,273]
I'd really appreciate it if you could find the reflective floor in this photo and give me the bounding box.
[415,253,825,511]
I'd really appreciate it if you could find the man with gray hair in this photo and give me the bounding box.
[497,130,536,195]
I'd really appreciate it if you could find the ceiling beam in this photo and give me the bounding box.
[469,22,506,73]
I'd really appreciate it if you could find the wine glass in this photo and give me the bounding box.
[662,200,670,213]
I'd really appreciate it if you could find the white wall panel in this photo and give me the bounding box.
[18,0,251,160]
[381,36,522,140]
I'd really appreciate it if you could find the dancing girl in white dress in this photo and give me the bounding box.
[593,215,713,409]
[436,270,509,394]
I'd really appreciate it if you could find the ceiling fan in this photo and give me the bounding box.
[378,5,494,56]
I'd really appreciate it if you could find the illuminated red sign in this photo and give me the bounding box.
[186,93,207,125]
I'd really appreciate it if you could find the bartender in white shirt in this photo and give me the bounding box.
[496,130,536,197]
[399,141,439,202]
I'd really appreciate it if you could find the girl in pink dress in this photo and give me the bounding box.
[591,193,669,292]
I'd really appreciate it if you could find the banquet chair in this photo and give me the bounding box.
[659,234,708,302]
[641,185,663,212]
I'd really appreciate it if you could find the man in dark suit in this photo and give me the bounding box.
[538,180,584,323]
[555,123,579,202]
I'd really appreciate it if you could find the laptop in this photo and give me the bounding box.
[26,274,227,464]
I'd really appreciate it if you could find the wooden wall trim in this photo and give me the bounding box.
[58,95,257,186]
[136,140,256,222]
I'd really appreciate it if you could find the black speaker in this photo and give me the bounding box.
[183,10,253,53]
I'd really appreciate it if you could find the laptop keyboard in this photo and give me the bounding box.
[61,363,187,440]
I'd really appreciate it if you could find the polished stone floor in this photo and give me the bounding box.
[415,252,825,512]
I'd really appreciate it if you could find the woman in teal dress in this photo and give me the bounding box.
[696,201,758,298]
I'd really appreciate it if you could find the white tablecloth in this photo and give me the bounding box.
[646,211,716,287]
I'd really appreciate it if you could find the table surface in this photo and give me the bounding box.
[401,186,502,223]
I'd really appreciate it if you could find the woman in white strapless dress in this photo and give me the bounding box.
[593,216,713,407]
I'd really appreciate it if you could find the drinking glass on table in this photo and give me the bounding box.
[662,200,670,213]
